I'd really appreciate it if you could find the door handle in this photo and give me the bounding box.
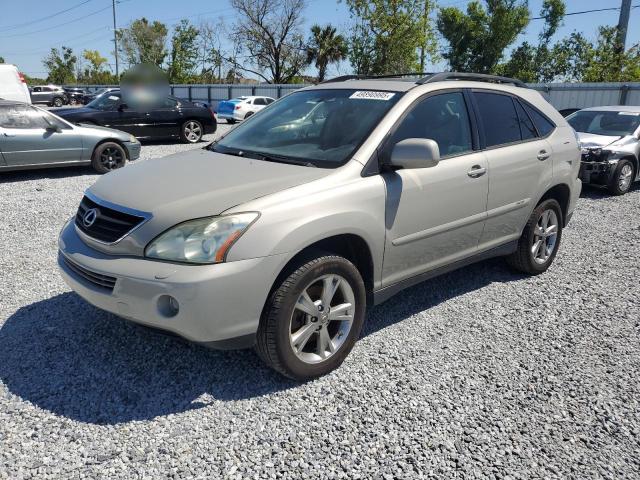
[467,165,486,178]
[537,150,550,161]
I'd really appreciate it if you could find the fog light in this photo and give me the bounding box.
[158,295,179,318]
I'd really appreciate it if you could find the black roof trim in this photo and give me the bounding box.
[417,72,527,88]
[321,72,436,84]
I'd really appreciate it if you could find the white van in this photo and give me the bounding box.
[0,64,31,104]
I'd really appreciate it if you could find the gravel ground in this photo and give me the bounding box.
[1,138,639,479]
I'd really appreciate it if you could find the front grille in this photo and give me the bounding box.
[61,254,117,292]
[75,195,146,243]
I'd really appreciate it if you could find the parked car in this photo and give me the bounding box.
[52,90,216,143]
[0,64,31,104]
[63,87,89,105]
[83,87,119,104]
[559,108,580,118]
[57,73,581,380]
[0,100,140,174]
[216,96,275,123]
[30,85,68,107]
[567,106,640,195]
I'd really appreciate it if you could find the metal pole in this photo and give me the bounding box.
[112,0,119,78]
[617,0,632,53]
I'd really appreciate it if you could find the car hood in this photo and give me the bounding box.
[88,149,331,221]
[577,132,623,149]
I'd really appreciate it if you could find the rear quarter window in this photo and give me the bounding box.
[523,103,556,137]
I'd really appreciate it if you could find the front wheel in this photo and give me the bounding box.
[507,199,563,275]
[608,159,635,195]
[91,142,127,174]
[180,120,203,143]
[53,97,64,107]
[256,254,366,380]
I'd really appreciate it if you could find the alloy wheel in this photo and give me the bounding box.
[184,121,202,142]
[99,147,124,170]
[531,209,559,265]
[618,163,633,192]
[289,274,356,364]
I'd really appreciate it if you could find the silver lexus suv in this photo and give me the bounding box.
[58,73,581,380]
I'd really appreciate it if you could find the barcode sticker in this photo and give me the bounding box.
[349,91,396,101]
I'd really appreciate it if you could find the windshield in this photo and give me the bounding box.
[212,89,401,167]
[87,92,121,110]
[568,110,640,137]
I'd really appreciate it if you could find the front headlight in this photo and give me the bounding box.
[128,134,138,143]
[145,213,259,264]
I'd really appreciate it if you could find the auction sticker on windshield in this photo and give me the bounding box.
[349,91,396,101]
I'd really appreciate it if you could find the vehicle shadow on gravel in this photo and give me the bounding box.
[0,167,96,183]
[0,258,524,425]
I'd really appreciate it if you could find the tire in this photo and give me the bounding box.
[53,97,64,107]
[244,111,254,120]
[91,142,127,174]
[226,118,236,124]
[180,119,203,143]
[256,254,367,380]
[608,159,635,195]
[507,199,563,275]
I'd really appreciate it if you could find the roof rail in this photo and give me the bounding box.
[321,72,435,84]
[417,72,527,88]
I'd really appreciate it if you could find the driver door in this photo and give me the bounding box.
[381,91,489,286]
[0,104,82,166]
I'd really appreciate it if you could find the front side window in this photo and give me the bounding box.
[87,93,121,110]
[390,91,473,158]
[0,105,49,129]
[475,92,521,147]
[567,110,639,137]
[212,89,401,168]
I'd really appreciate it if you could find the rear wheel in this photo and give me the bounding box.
[244,111,254,120]
[91,142,127,174]
[507,199,563,275]
[608,159,635,195]
[180,120,203,143]
[226,118,236,124]
[256,254,366,380]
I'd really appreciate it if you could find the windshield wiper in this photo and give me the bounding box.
[252,152,317,168]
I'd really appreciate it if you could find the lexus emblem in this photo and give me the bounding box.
[82,208,99,228]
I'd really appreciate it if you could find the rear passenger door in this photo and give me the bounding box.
[471,90,554,250]
[382,90,489,286]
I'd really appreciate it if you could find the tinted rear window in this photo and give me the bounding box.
[514,100,537,140]
[524,103,555,136]
[475,92,521,147]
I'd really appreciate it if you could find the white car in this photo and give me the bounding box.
[216,95,275,123]
[0,64,31,104]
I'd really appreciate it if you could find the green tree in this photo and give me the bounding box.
[306,24,348,82]
[498,0,567,82]
[0,56,5,63]
[437,0,529,73]
[116,18,168,67]
[345,0,436,75]
[78,50,116,84]
[43,46,77,84]
[581,26,640,82]
[168,19,199,83]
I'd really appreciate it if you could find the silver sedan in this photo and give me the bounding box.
[0,100,140,174]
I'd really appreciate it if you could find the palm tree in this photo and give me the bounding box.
[306,24,348,83]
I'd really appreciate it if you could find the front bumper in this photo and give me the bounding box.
[124,141,141,161]
[57,219,287,348]
[579,160,612,185]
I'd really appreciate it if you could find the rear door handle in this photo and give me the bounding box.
[467,165,486,178]
[537,150,550,161]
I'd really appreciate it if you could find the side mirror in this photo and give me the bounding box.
[45,125,61,133]
[117,103,128,112]
[389,138,440,170]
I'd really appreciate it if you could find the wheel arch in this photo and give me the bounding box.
[537,183,570,226]
[266,233,376,309]
[91,138,130,160]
